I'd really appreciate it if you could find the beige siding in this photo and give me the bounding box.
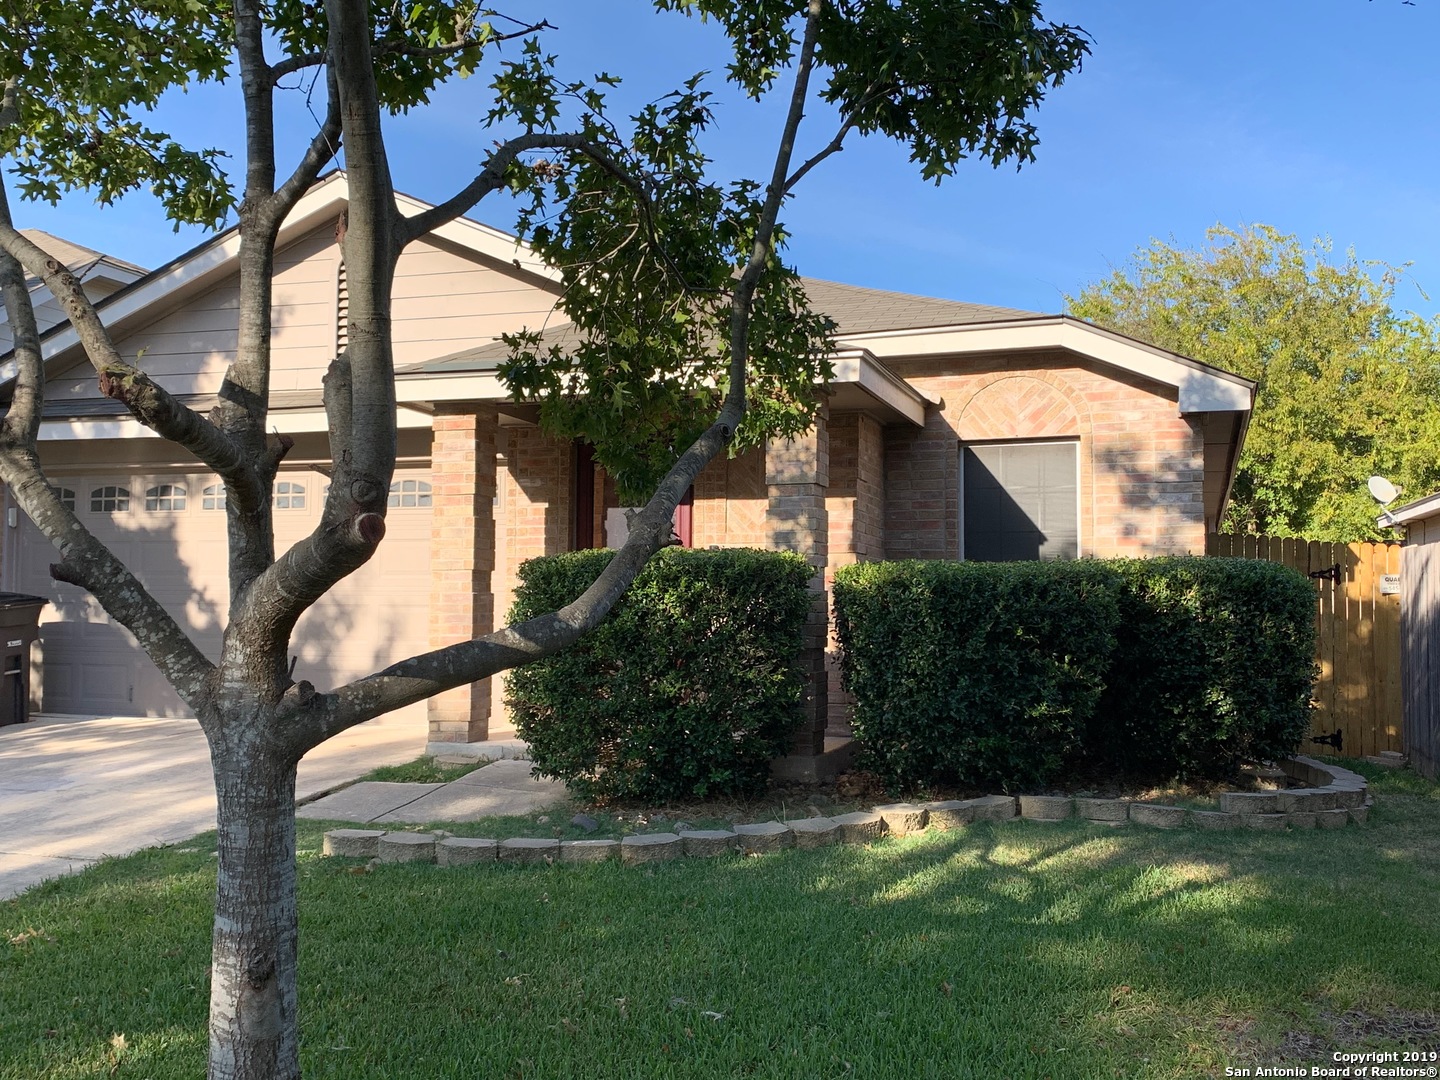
[44,222,561,403]
[389,237,560,366]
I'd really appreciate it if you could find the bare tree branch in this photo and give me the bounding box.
[268,61,341,225]
[0,251,42,445]
[268,21,553,84]
[0,207,265,505]
[784,113,859,193]
[396,132,643,246]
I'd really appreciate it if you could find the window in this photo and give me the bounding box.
[274,481,305,510]
[56,487,75,512]
[388,479,431,508]
[961,442,1078,562]
[202,484,226,511]
[145,484,187,512]
[90,486,130,513]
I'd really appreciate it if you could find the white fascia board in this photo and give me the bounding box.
[829,349,927,426]
[396,371,509,403]
[393,191,556,282]
[839,318,1255,415]
[1387,491,1440,526]
[37,406,431,441]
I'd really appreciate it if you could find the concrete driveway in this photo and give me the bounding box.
[0,706,426,900]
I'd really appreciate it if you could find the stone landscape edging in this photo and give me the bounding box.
[321,754,1371,868]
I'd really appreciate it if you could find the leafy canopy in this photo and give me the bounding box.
[3,0,1090,502]
[1069,224,1440,542]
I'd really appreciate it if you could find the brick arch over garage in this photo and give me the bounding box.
[950,371,1096,558]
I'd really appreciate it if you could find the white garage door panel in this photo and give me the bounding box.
[10,466,433,717]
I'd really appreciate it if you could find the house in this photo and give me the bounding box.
[0,174,1255,772]
[1386,492,1440,778]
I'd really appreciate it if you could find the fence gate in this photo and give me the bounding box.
[1206,534,1403,758]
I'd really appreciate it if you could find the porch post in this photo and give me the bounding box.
[765,406,830,758]
[426,405,498,748]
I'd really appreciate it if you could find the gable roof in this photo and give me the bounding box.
[15,171,557,380]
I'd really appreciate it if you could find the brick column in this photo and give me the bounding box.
[427,405,498,746]
[766,408,829,757]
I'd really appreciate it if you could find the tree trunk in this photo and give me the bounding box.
[206,740,301,1080]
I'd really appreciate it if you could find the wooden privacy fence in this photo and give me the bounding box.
[1206,534,1403,758]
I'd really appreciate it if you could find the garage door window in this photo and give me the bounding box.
[145,484,187,512]
[90,486,130,513]
[56,488,75,512]
[389,479,431,508]
[274,481,305,510]
[202,484,226,511]
[961,441,1078,562]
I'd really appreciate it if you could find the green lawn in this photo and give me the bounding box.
[3,761,1437,1079]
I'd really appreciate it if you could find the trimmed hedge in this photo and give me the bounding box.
[832,557,1316,790]
[505,547,814,802]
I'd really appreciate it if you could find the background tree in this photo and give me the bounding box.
[1069,223,1440,541]
[0,1,1088,1077]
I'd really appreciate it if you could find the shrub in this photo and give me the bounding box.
[506,547,814,802]
[833,557,1317,790]
[831,560,1122,791]
[1090,557,1316,779]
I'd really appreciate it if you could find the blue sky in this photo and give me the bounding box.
[17,1,1440,319]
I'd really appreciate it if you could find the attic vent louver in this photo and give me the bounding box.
[336,259,349,354]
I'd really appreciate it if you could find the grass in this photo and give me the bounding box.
[353,755,486,785]
[3,766,1438,1079]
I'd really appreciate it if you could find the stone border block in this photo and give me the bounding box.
[924,800,974,830]
[733,821,793,854]
[831,811,887,844]
[560,839,619,863]
[1285,812,1317,829]
[1219,792,1279,815]
[786,817,840,849]
[1349,803,1370,825]
[1019,795,1074,821]
[1129,803,1186,829]
[1277,789,1338,812]
[378,832,437,863]
[1189,810,1241,830]
[1076,798,1130,823]
[323,829,387,858]
[499,838,559,864]
[1244,812,1287,831]
[620,833,683,865]
[872,803,928,836]
[966,795,1017,821]
[437,837,498,866]
[678,829,738,858]
[1314,808,1350,830]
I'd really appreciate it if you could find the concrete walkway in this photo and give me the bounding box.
[296,758,569,824]
[0,707,427,900]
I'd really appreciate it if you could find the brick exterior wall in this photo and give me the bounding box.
[885,353,1206,561]
[765,412,830,756]
[427,406,498,743]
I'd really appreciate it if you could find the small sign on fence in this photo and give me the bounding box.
[1380,574,1401,596]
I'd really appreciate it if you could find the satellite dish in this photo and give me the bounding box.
[1368,475,1399,505]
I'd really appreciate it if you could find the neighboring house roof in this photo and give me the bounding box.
[1385,491,1440,527]
[0,230,149,353]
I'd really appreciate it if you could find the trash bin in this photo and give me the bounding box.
[0,593,47,727]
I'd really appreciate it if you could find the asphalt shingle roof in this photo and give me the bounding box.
[397,277,1043,376]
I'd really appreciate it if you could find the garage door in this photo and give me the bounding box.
[9,467,433,717]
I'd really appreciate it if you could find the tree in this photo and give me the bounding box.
[1068,224,1440,541]
[0,2,1088,1076]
